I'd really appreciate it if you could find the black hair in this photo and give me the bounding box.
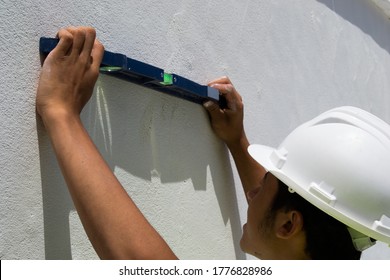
[268,179,361,260]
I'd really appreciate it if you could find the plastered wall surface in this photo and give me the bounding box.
[1,0,390,260]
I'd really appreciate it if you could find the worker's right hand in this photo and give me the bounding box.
[36,26,104,125]
[203,76,245,146]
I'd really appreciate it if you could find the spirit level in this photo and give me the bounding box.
[39,37,220,106]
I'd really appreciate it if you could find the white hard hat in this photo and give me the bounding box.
[248,106,390,251]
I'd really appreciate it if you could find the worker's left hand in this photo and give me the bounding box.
[36,26,104,124]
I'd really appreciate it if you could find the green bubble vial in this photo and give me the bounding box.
[100,66,123,72]
[160,73,173,85]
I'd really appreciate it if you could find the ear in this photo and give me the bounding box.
[274,210,304,239]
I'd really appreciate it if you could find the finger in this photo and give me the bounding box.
[208,76,231,86]
[203,100,225,122]
[67,27,86,56]
[52,29,73,56]
[91,39,105,71]
[80,27,96,62]
[210,83,240,111]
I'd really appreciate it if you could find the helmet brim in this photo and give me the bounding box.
[248,144,298,193]
[248,144,275,172]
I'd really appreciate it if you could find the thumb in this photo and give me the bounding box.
[203,100,224,120]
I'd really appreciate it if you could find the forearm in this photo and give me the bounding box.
[226,132,266,201]
[43,113,177,259]
[202,77,266,200]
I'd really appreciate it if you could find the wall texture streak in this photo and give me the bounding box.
[1,0,390,259]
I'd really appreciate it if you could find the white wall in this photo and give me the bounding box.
[1,0,390,260]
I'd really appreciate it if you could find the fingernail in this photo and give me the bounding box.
[203,101,214,108]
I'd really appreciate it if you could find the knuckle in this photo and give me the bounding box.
[225,84,234,93]
[95,40,105,51]
[222,76,232,83]
[75,28,85,37]
[67,26,86,39]
[84,26,96,36]
[66,26,77,34]
[59,30,73,43]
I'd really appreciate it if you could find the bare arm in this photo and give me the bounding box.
[203,77,266,201]
[36,27,177,260]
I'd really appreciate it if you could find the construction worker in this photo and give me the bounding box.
[204,85,390,259]
[37,27,390,259]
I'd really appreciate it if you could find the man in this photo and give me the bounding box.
[37,27,390,259]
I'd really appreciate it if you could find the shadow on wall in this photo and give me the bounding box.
[317,0,390,53]
[38,126,75,259]
[38,74,245,259]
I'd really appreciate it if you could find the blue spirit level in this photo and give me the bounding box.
[39,37,220,106]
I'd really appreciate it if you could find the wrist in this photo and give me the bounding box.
[225,131,250,153]
[39,106,81,131]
